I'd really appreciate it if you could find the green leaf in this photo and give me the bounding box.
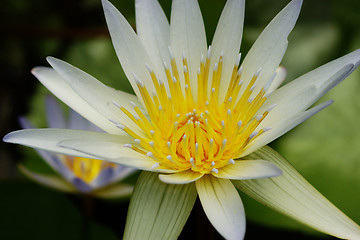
[0,181,118,240]
[233,146,360,239]
[123,171,197,240]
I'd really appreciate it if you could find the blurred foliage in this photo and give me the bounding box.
[1,0,360,239]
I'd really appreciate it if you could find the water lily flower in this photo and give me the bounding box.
[18,96,136,198]
[4,0,360,239]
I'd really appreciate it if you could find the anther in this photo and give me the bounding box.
[149,141,154,147]
[145,63,152,72]
[134,139,141,144]
[211,168,219,173]
[264,90,274,98]
[151,162,160,169]
[168,46,174,59]
[123,144,132,148]
[229,159,235,165]
[267,104,277,112]
[262,127,272,132]
[130,101,137,108]
[238,66,243,75]
[211,161,216,167]
[213,63,218,71]
[255,67,262,77]
[146,152,153,157]
[236,53,242,66]
[207,45,212,59]
[255,114,263,121]
[112,101,121,108]
[249,131,258,139]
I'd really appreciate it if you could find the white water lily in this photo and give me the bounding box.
[4,0,360,239]
[18,96,136,198]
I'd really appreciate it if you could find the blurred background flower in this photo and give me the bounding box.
[1,0,359,239]
[19,95,136,198]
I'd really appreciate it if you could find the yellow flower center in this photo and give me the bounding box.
[64,156,117,183]
[117,48,274,174]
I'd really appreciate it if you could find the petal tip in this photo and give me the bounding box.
[2,132,12,143]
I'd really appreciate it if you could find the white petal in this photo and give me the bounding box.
[47,57,145,137]
[124,172,197,240]
[102,0,159,103]
[159,170,203,184]
[18,117,73,179]
[212,160,282,180]
[196,175,246,240]
[45,96,66,129]
[58,139,177,174]
[18,164,76,193]
[241,100,333,157]
[32,67,123,134]
[268,66,287,91]
[210,0,245,102]
[170,0,207,99]
[259,49,360,124]
[233,146,360,240]
[92,183,134,199]
[239,0,302,97]
[58,139,175,173]
[3,129,105,159]
[136,0,170,83]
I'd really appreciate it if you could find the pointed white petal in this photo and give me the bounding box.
[92,183,134,199]
[240,0,302,97]
[47,57,145,137]
[159,170,203,184]
[102,0,159,102]
[241,100,333,157]
[18,164,76,193]
[136,0,170,82]
[210,0,245,101]
[45,96,66,129]
[196,175,246,240]
[233,146,360,240]
[3,129,106,159]
[58,138,175,173]
[212,160,282,180]
[18,118,73,179]
[170,0,207,99]
[124,172,197,240]
[32,67,123,134]
[259,49,360,124]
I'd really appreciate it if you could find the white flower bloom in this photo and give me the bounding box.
[18,96,136,198]
[4,0,360,239]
